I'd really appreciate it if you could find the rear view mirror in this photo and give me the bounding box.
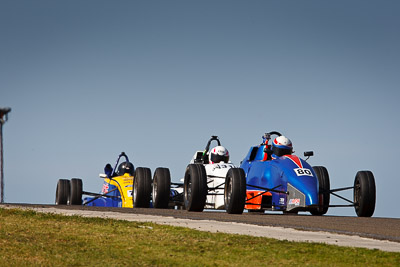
[304,151,314,161]
[104,163,113,178]
[304,151,314,157]
[99,173,108,179]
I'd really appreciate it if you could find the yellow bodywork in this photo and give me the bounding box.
[103,173,134,208]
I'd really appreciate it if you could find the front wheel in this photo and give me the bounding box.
[55,179,70,205]
[184,164,207,212]
[354,171,376,217]
[224,168,246,214]
[69,178,83,205]
[152,168,171,209]
[133,167,152,208]
[310,166,330,216]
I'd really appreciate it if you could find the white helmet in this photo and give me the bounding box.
[209,146,229,164]
[272,136,293,157]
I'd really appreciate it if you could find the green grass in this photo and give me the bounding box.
[0,208,399,266]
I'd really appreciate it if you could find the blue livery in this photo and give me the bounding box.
[240,142,319,213]
[239,131,376,217]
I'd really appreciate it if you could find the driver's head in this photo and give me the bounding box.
[117,162,134,176]
[272,136,293,157]
[209,146,229,164]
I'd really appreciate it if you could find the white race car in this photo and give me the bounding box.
[152,136,246,214]
[189,145,235,210]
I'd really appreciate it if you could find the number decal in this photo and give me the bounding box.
[294,168,313,177]
[212,164,233,171]
[127,190,133,197]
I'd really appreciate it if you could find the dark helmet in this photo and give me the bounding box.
[117,161,134,176]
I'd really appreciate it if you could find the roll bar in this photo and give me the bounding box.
[111,152,130,177]
[262,131,282,144]
[201,136,221,162]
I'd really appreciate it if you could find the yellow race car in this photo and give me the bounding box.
[55,152,171,208]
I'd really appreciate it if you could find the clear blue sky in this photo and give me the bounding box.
[1,1,399,218]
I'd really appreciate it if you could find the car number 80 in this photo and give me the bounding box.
[294,168,313,177]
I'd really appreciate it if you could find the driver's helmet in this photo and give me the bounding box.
[272,136,293,157]
[117,162,134,176]
[209,146,229,164]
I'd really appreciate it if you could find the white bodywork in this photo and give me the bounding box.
[190,151,235,210]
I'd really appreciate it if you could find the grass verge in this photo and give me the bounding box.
[0,208,399,266]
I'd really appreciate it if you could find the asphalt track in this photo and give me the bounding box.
[2,204,400,252]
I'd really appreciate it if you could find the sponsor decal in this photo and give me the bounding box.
[288,198,301,206]
[294,168,313,177]
[102,184,109,194]
[125,184,133,188]
[279,198,285,205]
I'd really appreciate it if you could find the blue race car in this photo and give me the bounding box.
[236,131,376,217]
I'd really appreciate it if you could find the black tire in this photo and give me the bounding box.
[152,168,171,209]
[310,166,330,216]
[133,167,152,208]
[55,179,70,205]
[354,171,376,217]
[184,164,207,212]
[224,168,246,214]
[69,178,83,205]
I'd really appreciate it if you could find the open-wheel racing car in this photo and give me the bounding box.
[151,136,246,214]
[239,131,376,217]
[55,152,171,208]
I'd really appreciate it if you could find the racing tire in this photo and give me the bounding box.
[55,179,70,205]
[224,168,246,214]
[152,167,171,209]
[184,164,207,212]
[69,178,83,205]
[310,166,330,216]
[133,167,152,208]
[354,171,376,217]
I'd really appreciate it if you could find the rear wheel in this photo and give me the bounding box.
[224,168,246,214]
[55,179,70,205]
[354,171,376,217]
[69,178,83,205]
[133,167,152,208]
[184,164,207,212]
[310,166,330,216]
[152,168,171,209]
